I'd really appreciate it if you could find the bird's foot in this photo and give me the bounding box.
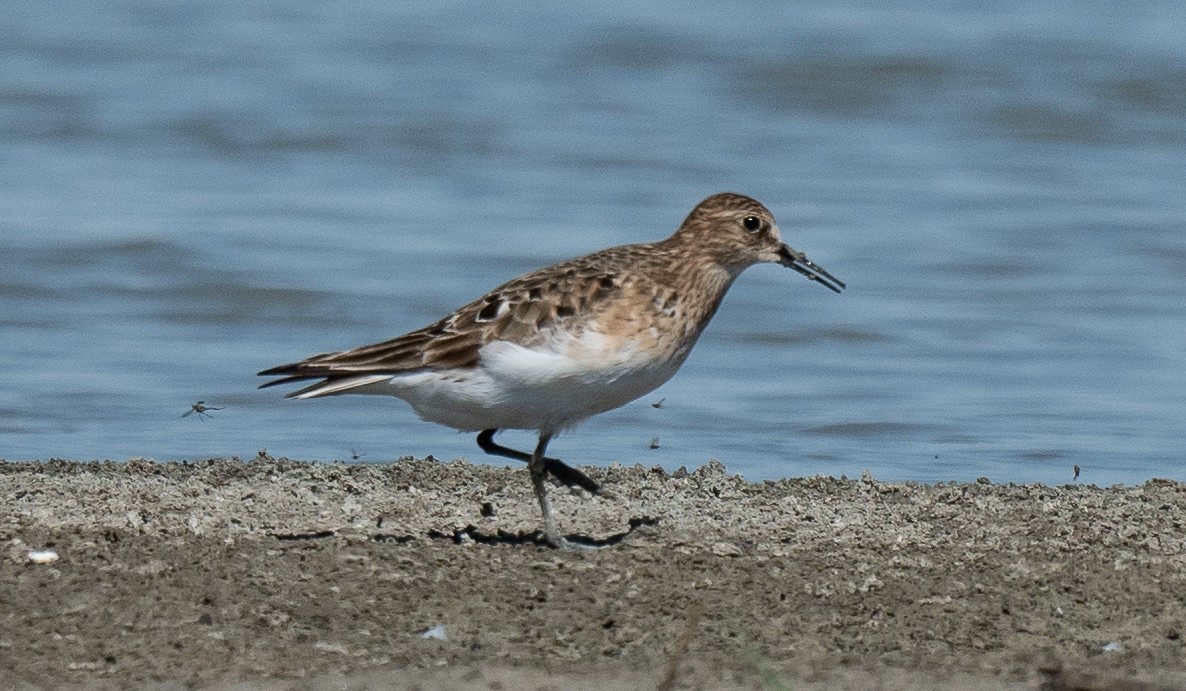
[545,533,602,552]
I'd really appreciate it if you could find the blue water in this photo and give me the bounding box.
[2,1,1184,485]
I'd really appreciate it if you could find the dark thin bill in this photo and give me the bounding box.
[787,256,845,293]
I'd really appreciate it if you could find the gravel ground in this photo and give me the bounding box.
[2,456,1184,690]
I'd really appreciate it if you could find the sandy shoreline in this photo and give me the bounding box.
[2,456,1184,690]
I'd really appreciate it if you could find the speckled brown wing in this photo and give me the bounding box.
[463,244,643,346]
[257,243,651,396]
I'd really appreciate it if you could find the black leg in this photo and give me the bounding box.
[476,429,602,495]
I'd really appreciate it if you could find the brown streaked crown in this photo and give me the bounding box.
[664,192,785,273]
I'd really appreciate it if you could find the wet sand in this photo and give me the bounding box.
[2,456,1184,690]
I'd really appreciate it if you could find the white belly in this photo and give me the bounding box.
[358,331,688,434]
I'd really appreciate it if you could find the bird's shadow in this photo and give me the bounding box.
[401,515,660,548]
[273,517,660,548]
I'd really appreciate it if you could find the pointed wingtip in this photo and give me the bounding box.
[259,373,395,399]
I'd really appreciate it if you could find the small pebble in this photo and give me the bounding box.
[28,550,60,564]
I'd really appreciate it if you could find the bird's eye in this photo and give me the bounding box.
[743,216,762,232]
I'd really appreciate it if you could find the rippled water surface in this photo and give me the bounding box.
[3,2,1184,484]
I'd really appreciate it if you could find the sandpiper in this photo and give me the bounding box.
[259,193,844,548]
